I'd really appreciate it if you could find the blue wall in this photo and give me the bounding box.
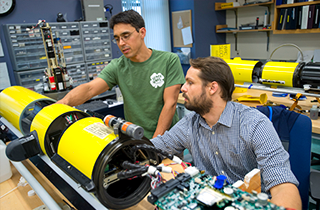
[169,0,226,74]
[193,0,226,57]
[0,0,122,86]
[1,0,226,85]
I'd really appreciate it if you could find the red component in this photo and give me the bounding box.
[49,76,56,90]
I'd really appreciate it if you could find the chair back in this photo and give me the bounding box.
[289,114,312,210]
[257,106,312,210]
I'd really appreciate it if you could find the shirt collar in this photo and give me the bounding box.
[219,101,233,128]
[196,101,234,129]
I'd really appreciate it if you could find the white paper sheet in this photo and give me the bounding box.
[181,26,193,46]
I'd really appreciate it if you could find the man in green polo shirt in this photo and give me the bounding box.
[56,10,185,139]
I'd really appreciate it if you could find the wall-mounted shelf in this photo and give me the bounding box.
[276,1,320,8]
[216,24,273,33]
[273,28,320,34]
[273,1,320,34]
[215,1,274,10]
[215,2,274,52]
[215,1,274,32]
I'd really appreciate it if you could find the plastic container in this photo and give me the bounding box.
[310,105,319,120]
[0,143,13,183]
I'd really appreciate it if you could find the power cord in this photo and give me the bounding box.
[268,43,304,62]
[0,176,28,199]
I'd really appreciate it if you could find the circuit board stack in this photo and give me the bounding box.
[148,169,285,210]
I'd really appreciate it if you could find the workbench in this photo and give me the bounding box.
[1,88,319,210]
[178,89,320,135]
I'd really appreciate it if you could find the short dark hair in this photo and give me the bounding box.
[110,10,145,32]
[189,56,235,101]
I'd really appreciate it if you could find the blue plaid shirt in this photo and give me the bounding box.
[151,101,298,192]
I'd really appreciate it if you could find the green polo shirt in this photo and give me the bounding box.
[98,49,185,139]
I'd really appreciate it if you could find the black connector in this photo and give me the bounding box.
[147,173,191,204]
[130,144,173,163]
[121,161,145,170]
[117,167,148,179]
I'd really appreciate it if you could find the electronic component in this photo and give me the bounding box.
[196,187,226,206]
[34,21,72,92]
[148,172,285,210]
[184,166,200,177]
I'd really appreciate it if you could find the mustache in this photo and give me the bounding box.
[121,46,130,51]
[182,93,189,100]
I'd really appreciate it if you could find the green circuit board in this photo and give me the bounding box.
[148,172,286,210]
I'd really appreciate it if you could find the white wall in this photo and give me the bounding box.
[225,0,320,60]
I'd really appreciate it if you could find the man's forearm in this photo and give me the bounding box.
[56,83,94,106]
[270,183,302,210]
[152,103,177,138]
[56,78,110,107]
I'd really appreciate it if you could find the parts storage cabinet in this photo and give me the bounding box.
[4,21,114,89]
[80,21,113,62]
[14,69,44,91]
[49,22,85,65]
[66,63,88,87]
[4,22,86,71]
[4,24,47,71]
[86,61,110,81]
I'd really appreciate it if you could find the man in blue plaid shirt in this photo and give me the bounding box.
[151,56,301,209]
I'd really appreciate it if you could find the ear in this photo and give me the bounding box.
[139,27,147,39]
[208,81,219,95]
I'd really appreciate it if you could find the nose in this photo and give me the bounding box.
[181,82,187,93]
[119,37,125,45]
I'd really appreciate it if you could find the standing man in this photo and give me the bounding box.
[151,56,301,209]
[57,10,185,139]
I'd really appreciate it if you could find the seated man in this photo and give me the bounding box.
[151,56,301,209]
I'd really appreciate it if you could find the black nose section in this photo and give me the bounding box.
[6,130,40,162]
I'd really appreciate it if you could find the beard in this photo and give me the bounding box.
[183,89,212,116]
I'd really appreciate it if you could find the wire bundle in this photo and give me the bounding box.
[116,144,193,189]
